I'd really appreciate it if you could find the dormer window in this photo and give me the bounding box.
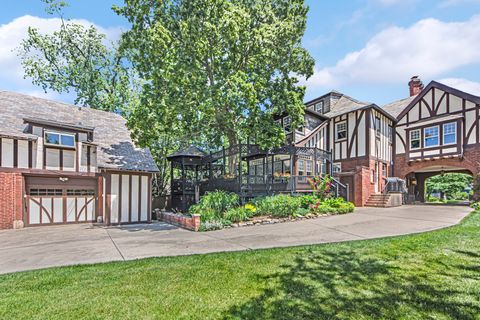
[314,101,324,113]
[44,131,76,148]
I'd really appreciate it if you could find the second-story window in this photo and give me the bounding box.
[336,122,347,140]
[410,129,420,149]
[283,116,292,133]
[375,117,381,137]
[424,126,439,147]
[443,122,457,145]
[44,131,76,148]
[315,101,324,113]
[388,125,393,143]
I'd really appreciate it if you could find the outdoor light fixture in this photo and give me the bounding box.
[59,177,69,182]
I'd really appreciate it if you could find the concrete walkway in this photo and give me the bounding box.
[0,205,471,275]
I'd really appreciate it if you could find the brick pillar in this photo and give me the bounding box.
[0,172,24,230]
[191,214,201,231]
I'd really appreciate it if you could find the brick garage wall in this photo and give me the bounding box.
[394,146,480,179]
[0,172,24,230]
[336,157,390,206]
[156,210,201,231]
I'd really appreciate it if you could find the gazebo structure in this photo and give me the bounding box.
[167,145,207,212]
[168,144,348,212]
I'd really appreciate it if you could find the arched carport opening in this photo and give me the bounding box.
[425,173,473,204]
[403,165,474,204]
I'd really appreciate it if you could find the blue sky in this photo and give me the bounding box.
[1,0,480,105]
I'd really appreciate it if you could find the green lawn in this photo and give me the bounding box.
[1,213,480,320]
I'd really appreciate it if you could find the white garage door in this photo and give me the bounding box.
[27,188,96,226]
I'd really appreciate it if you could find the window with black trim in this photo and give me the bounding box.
[29,189,63,196]
[44,131,76,148]
[314,101,324,113]
[336,122,347,140]
[410,129,420,149]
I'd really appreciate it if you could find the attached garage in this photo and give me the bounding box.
[0,91,159,230]
[25,176,98,226]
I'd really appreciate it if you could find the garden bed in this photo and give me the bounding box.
[190,177,355,232]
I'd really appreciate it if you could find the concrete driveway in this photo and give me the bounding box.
[0,205,471,275]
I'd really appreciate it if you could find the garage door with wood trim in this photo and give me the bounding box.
[27,188,96,226]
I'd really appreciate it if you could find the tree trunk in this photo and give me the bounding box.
[226,131,238,176]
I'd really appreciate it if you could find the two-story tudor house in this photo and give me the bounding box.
[275,76,479,206]
[0,91,158,230]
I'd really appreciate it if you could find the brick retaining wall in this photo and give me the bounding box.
[156,210,201,231]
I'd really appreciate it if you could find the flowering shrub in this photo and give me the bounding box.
[308,175,334,200]
[244,203,257,213]
[309,197,354,215]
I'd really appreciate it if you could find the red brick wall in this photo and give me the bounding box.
[336,157,390,206]
[0,172,24,230]
[157,210,201,231]
[394,146,480,179]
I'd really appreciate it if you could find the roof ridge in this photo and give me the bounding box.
[0,90,123,119]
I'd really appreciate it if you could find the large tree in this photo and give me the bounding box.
[114,0,315,149]
[17,0,138,113]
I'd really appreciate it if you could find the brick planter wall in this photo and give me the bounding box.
[156,210,201,231]
[0,172,24,230]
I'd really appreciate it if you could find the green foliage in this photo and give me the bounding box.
[470,202,480,211]
[115,0,315,149]
[310,197,355,215]
[308,175,334,200]
[254,195,302,218]
[17,2,138,113]
[189,191,239,221]
[426,173,473,200]
[224,207,253,223]
[299,195,317,209]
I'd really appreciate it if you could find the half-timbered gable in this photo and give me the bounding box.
[383,78,480,203]
[391,81,480,162]
[0,91,158,230]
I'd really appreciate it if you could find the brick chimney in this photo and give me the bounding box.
[408,76,424,96]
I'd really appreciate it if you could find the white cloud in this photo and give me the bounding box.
[0,15,122,99]
[305,15,480,89]
[439,78,480,95]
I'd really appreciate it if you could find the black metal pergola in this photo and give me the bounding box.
[168,143,345,212]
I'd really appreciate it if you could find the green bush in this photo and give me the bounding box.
[254,195,302,218]
[299,195,318,209]
[470,202,480,211]
[224,207,253,223]
[310,197,355,215]
[190,190,239,221]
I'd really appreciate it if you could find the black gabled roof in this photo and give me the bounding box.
[167,145,207,160]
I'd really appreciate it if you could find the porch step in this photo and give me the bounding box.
[365,194,393,207]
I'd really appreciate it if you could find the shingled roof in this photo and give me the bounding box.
[0,91,158,173]
[381,95,416,118]
[323,94,372,117]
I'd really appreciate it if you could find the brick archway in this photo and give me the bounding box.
[394,150,480,203]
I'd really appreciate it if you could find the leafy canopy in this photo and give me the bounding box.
[114,0,315,149]
[17,0,138,112]
[426,173,473,197]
